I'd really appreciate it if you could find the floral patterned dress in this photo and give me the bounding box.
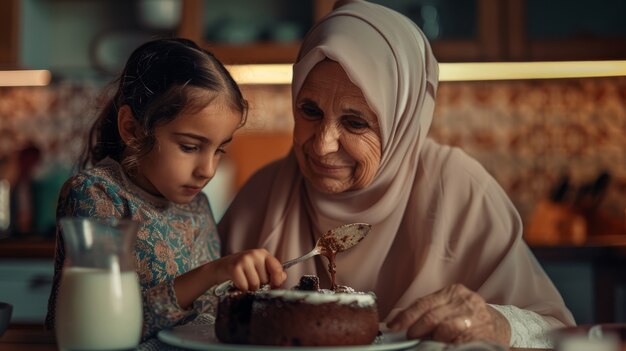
[45,158,221,340]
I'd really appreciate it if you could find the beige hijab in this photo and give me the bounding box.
[220,0,574,326]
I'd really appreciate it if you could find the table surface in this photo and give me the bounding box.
[0,328,550,351]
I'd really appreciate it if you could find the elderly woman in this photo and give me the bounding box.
[219,0,574,347]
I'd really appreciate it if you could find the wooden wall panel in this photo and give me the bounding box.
[226,131,293,190]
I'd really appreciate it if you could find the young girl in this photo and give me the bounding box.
[45,38,286,340]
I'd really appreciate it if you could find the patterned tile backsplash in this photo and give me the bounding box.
[1,77,625,236]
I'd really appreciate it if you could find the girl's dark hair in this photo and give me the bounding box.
[81,38,248,170]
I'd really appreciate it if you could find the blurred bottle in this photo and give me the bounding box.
[0,179,9,237]
[0,152,20,238]
[32,161,71,237]
[13,145,41,236]
[525,175,587,245]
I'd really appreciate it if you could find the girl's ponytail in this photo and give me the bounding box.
[80,92,124,170]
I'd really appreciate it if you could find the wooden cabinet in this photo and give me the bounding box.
[0,0,19,69]
[533,245,626,323]
[178,0,504,63]
[179,0,626,64]
[0,259,54,324]
[1,0,169,78]
[2,0,626,73]
[372,0,626,62]
[178,0,334,64]
[371,0,506,62]
[507,0,626,61]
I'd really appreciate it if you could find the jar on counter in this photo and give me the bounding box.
[0,152,20,238]
[0,179,9,236]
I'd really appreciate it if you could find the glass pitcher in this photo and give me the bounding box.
[55,217,143,351]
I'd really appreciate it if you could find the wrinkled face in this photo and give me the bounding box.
[293,60,382,194]
[134,97,241,204]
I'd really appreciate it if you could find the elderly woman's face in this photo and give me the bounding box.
[293,60,382,193]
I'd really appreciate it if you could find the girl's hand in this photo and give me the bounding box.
[387,284,511,346]
[216,249,286,291]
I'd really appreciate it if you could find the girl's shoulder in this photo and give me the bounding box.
[56,160,131,219]
[59,159,126,200]
[68,159,123,186]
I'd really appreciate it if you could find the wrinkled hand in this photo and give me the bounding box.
[216,249,286,291]
[387,284,511,346]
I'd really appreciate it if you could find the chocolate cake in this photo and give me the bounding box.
[213,290,255,344]
[215,275,379,346]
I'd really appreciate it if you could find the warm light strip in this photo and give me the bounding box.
[439,61,626,81]
[0,70,51,87]
[2,62,624,86]
[227,61,626,84]
[227,64,292,85]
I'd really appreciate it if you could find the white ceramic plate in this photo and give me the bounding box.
[157,324,422,351]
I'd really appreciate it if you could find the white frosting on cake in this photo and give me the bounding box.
[257,289,376,307]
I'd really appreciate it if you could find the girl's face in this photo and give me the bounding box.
[293,60,382,194]
[133,96,241,204]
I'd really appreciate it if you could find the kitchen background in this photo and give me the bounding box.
[0,0,625,327]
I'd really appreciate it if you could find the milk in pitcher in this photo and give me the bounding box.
[56,267,142,350]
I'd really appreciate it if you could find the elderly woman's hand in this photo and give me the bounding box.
[387,284,511,346]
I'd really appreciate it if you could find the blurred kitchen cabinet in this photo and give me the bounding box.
[179,0,504,63]
[5,0,626,74]
[540,261,595,324]
[0,0,19,68]
[507,0,626,61]
[369,0,626,62]
[204,0,625,63]
[533,245,626,323]
[4,0,177,78]
[0,260,54,324]
[370,0,505,62]
[178,0,334,64]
